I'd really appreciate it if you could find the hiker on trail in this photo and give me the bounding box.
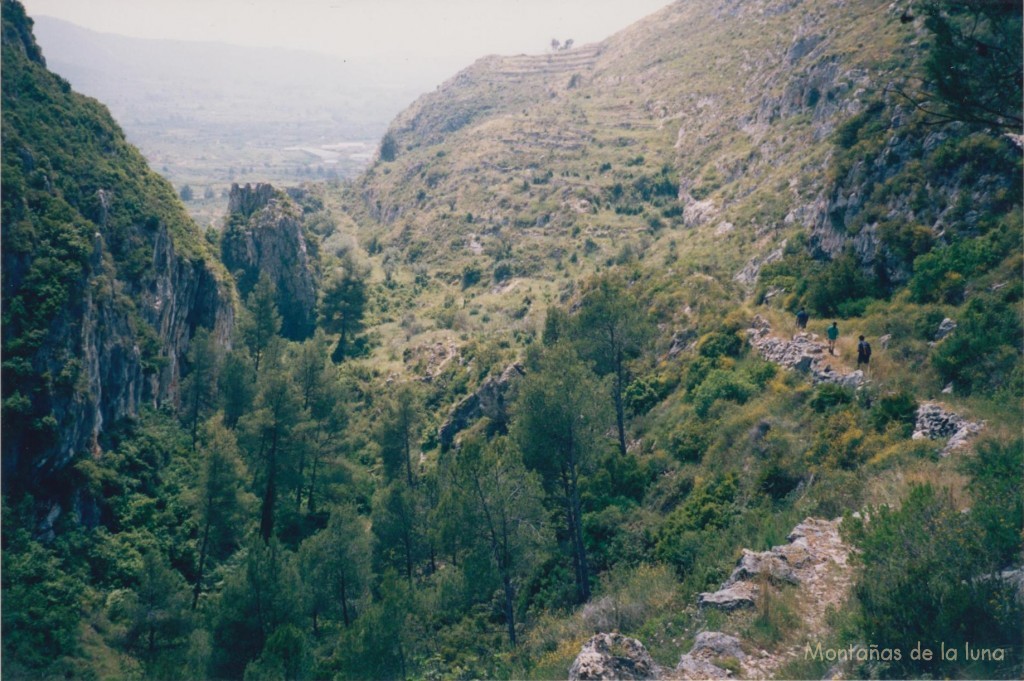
[796,308,809,330]
[827,321,839,355]
[857,335,871,371]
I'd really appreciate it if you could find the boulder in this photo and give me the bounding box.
[569,633,658,681]
[698,582,758,611]
[728,549,799,585]
[438,363,525,450]
[912,402,983,455]
[699,517,846,612]
[690,632,746,660]
[935,317,957,340]
[676,632,745,679]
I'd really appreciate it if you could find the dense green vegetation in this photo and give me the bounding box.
[1,0,225,496]
[2,0,1022,679]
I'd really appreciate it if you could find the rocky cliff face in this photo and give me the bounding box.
[221,182,319,340]
[1,2,234,507]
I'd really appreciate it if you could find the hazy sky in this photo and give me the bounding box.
[22,0,672,69]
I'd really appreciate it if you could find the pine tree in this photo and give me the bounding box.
[239,369,304,543]
[514,342,611,603]
[189,415,249,609]
[219,349,256,429]
[321,256,369,363]
[914,0,1023,131]
[376,383,422,487]
[572,273,653,457]
[449,436,549,646]
[240,273,283,377]
[298,505,370,630]
[180,327,221,451]
[290,331,347,513]
[122,549,191,671]
[209,537,302,679]
[372,481,420,585]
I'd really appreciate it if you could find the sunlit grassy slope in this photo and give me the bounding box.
[322,0,922,371]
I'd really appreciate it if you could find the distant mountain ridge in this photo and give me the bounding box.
[29,16,434,198]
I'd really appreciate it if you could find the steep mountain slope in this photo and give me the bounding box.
[1,0,1019,679]
[324,0,913,368]
[316,0,1021,674]
[347,0,902,268]
[331,0,1019,417]
[221,183,320,340]
[1,0,234,509]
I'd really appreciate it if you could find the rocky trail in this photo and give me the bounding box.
[746,315,865,389]
[746,315,983,456]
[569,518,853,680]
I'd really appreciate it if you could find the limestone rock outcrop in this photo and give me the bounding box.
[699,518,846,611]
[221,183,319,340]
[569,633,658,681]
[438,363,525,451]
[675,632,746,679]
[912,401,983,455]
[1,8,235,510]
[934,317,957,340]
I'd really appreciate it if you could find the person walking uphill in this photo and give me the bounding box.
[857,335,871,373]
[827,321,839,355]
[796,307,809,330]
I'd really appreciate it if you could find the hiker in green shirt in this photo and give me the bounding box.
[827,321,839,355]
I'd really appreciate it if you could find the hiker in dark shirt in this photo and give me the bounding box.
[827,321,839,355]
[857,335,872,370]
[796,308,809,330]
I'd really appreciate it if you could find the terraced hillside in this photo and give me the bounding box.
[326,0,933,359]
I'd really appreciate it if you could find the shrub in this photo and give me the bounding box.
[582,451,649,511]
[803,252,881,316]
[493,262,513,282]
[878,220,934,269]
[1,525,84,675]
[846,485,1022,679]
[691,369,754,418]
[809,383,854,412]
[624,377,660,416]
[932,291,1022,394]
[908,227,1016,304]
[869,391,918,436]
[696,331,743,359]
[461,264,482,289]
[745,360,777,388]
[667,419,707,463]
[655,474,738,575]
[808,409,867,470]
[682,356,717,392]
[757,456,802,501]
[962,438,1024,567]
[583,505,650,573]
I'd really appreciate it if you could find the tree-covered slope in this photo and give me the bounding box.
[1,0,234,506]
